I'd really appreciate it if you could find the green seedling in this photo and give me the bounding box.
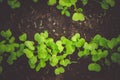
[83,42,98,51]
[47,0,56,5]
[91,49,108,62]
[81,0,88,6]
[60,59,71,67]
[0,29,12,40]
[37,44,48,59]
[23,48,34,59]
[71,33,80,42]
[56,40,64,53]
[36,59,46,71]
[111,52,120,64]
[54,67,65,75]
[107,38,118,49]
[50,56,59,67]
[88,63,101,72]
[8,0,21,9]
[25,41,35,51]
[19,33,27,42]
[72,13,85,21]
[100,0,115,9]
[78,49,90,58]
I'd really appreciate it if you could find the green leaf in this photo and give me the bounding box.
[28,60,36,69]
[29,56,37,64]
[78,51,84,57]
[99,38,108,48]
[88,63,101,72]
[107,38,118,49]
[101,50,108,58]
[47,0,56,5]
[75,38,85,48]
[56,5,63,10]
[70,0,77,4]
[59,0,72,7]
[16,44,25,57]
[101,1,109,10]
[105,0,115,7]
[92,34,102,44]
[55,67,65,75]
[92,54,101,62]
[25,41,35,50]
[84,42,98,51]
[65,43,75,54]
[23,48,34,59]
[0,29,12,39]
[72,13,85,21]
[50,57,59,67]
[9,36,15,43]
[78,49,90,58]
[111,52,120,64]
[81,0,88,6]
[0,44,6,53]
[65,10,71,17]
[19,33,27,41]
[7,52,17,65]
[37,46,48,59]
[60,59,71,67]
[105,58,111,66]
[36,60,46,71]
[71,33,80,42]
[78,8,83,13]
[56,40,64,53]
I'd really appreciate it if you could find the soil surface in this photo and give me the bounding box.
[0,0,120,80]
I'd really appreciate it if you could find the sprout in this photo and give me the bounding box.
[19,33,27,42]
[72,13,85,21]
[54,67,65,75]
[88,63,101,72]
[111,52,120,64]
[25,41,35,50]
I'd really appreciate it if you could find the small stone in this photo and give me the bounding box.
[52,29,55,32]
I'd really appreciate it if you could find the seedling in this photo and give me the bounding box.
[88,63,101,72]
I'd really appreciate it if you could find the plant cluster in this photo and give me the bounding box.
[0,29,120,75]
[48,0,115,21]
[0,0,116,21]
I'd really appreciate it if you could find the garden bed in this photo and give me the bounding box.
[0,0,120,80]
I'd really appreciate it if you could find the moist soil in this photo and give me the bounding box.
[0,0,120,80]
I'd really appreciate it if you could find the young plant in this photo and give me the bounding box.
[100,0,115,9]
[8,0,21,9]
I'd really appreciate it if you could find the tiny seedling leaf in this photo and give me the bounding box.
[101,1,109,10]
[72,13,85,21]
[55,67,65,75]
[81,0,88,6]
[111,52,120,64]
[88,63,101,72]
[105,0,115,7]
[23,48,34,59]
[19,33,27,41]
[47,0,56,5]
[25,41,35,50]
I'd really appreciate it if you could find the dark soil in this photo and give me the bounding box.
[0,0,120,80]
